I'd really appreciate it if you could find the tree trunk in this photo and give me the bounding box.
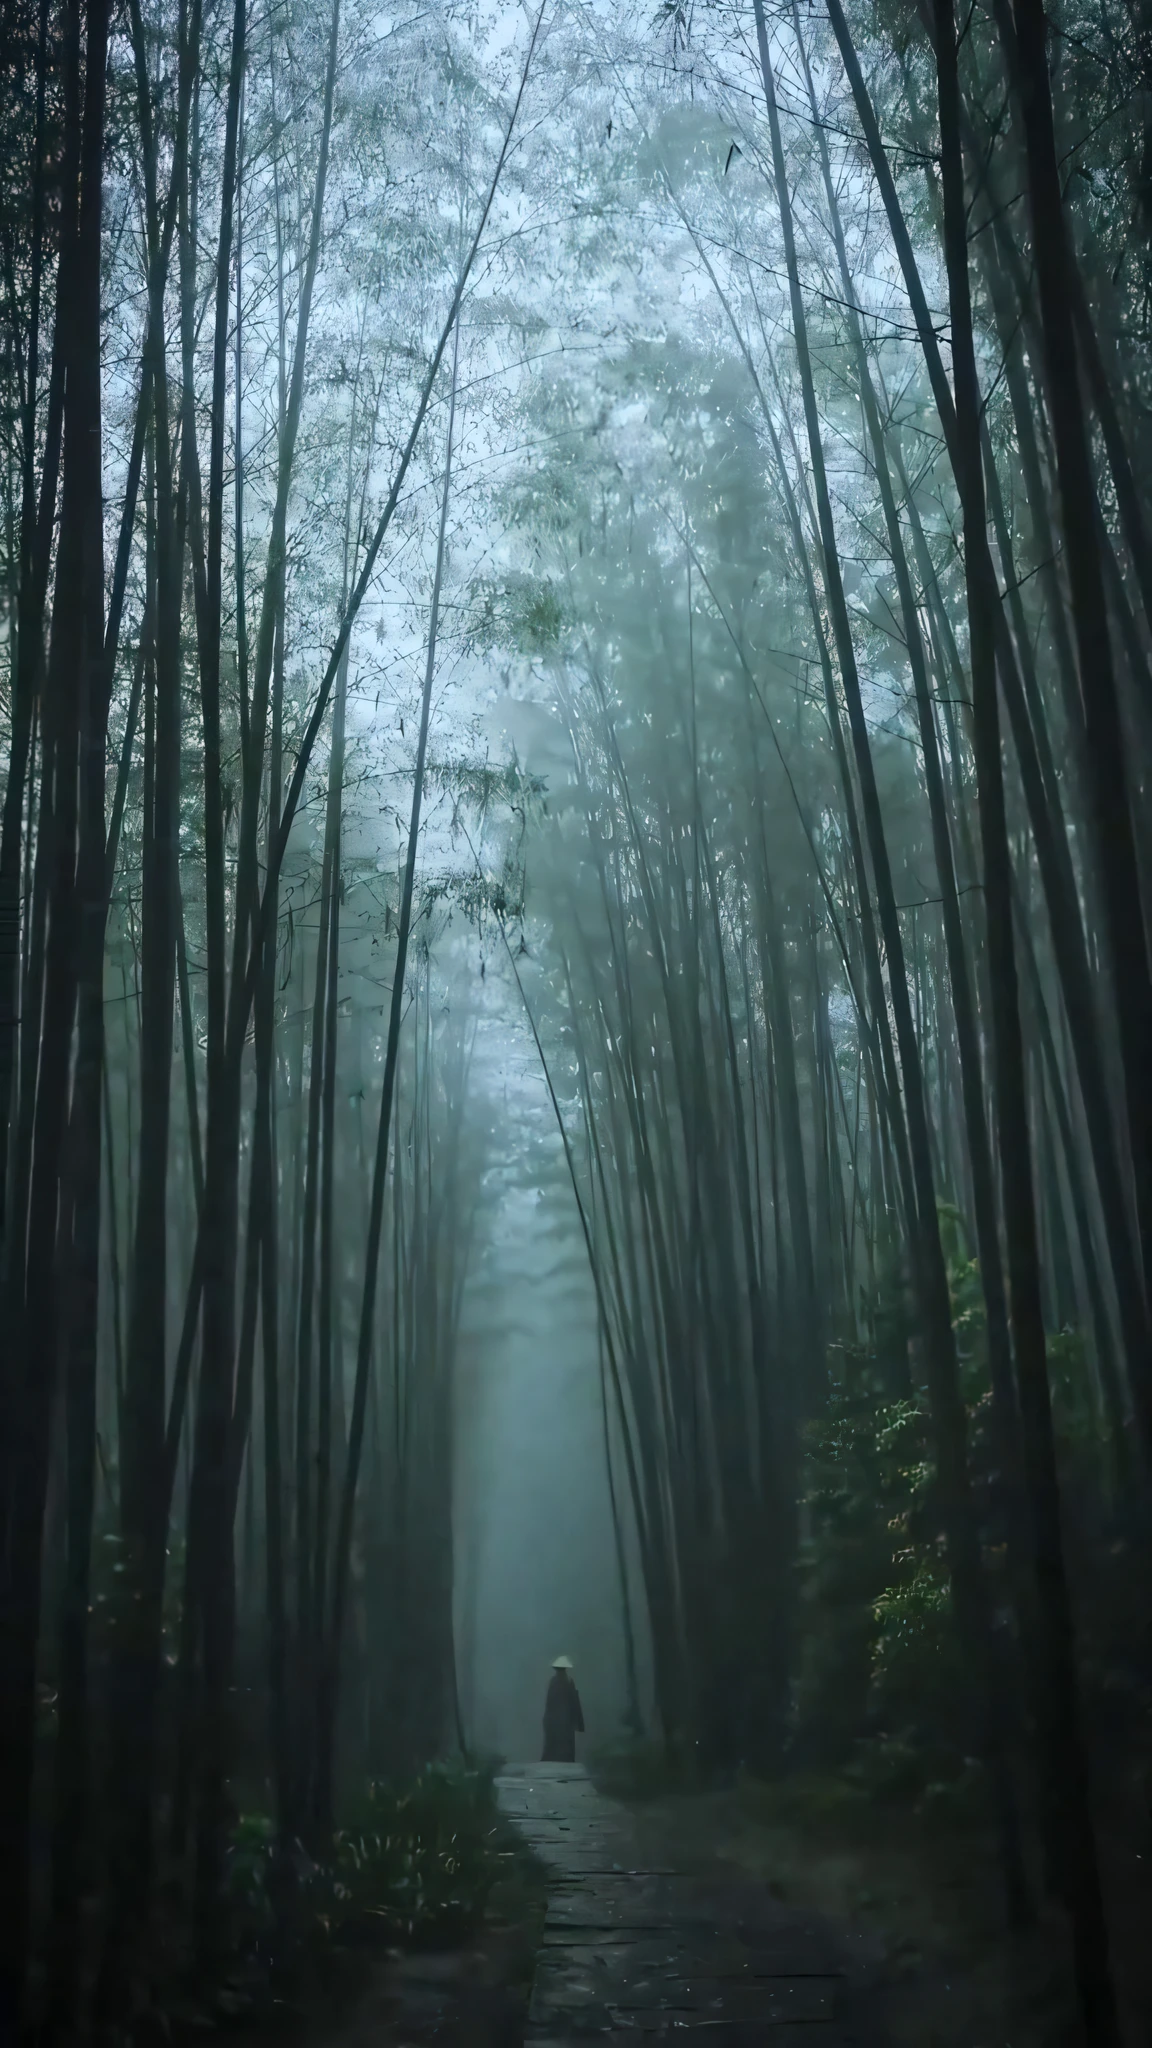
[1007,0,1152,1443]
[932,2,1119,2027]
[0,0,109,2023]
[755,0,1029,1923]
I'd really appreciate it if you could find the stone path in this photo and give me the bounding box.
[497,1764,887,2047]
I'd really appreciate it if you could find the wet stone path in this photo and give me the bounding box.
[496,1765,887,2048]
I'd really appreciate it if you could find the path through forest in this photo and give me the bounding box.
[497,1765,889,2046]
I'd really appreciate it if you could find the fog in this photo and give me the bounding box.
[456,1166,633,1763]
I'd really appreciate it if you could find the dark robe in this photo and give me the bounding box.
[542,1670,585,1761]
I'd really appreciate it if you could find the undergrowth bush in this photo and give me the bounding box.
[225,1757,520,1990]
[792,1242,1008,1807]
[329,1760,512,1945]
[791,1220,1134,1816]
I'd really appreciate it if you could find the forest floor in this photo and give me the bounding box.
[619,1769,1150,2048]
[240,1763,885,2048]
[232,1759,1149,2048]
[231,1811,548,2048]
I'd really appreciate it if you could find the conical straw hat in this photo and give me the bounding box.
[552,1654,574,1670]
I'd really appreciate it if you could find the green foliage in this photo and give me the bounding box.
[870,1563,964,1734]
[428,754,548,821]
[226,1760,516,1970]
[1045,1326,1109,1460]
[225,1812,284,1957]
[795,1359,973,1803]
[792,1351,933,1774]
[329,1760,511,1946]
[453,853,528,930]
[793,1247,980,1802]
[794,1217,1121,1809]
[469,573,568,656]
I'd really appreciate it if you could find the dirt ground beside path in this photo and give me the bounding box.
[622,1775,1139,2048]
[227,1825,548,2048]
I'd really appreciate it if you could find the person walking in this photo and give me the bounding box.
[542,1655,585,1762]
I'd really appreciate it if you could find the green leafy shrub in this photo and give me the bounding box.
[791,1338,928,1767]
[870,1564,960,1721]
[330,1761,510,1946]
[792,1244,994,1802]
[226,1759,515,1971]
[225,1812,285,1956]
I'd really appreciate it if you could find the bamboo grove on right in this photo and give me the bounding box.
[501,4,1152,2039]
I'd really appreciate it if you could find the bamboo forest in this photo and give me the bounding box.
[3,0,1152,2040]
